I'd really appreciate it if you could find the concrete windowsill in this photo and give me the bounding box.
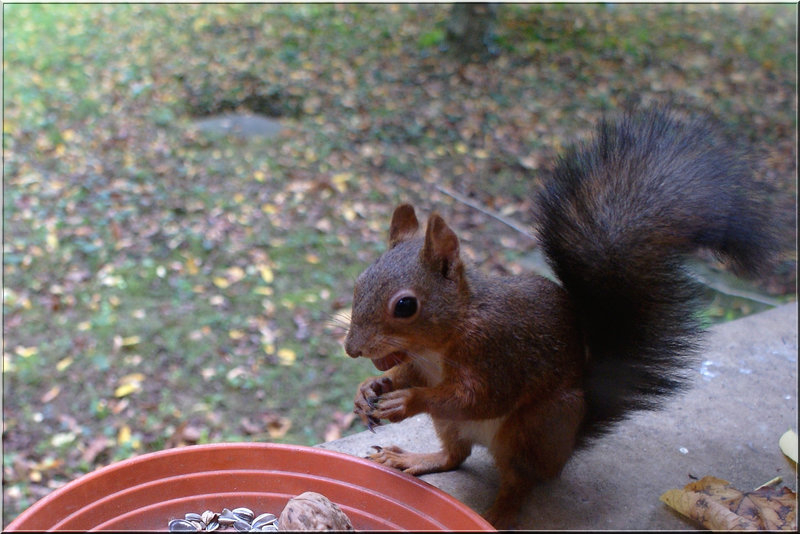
[318,302,798,530]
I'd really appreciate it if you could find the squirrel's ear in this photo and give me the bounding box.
[389,204,420,247]
[422,214,462,279]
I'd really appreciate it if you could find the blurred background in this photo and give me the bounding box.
[2,3,796,526]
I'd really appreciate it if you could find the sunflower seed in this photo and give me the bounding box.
[251,513,277,529]
[202,510,218,525]
[232,519,251,532]
[218,509,238,526]
[232,507,254,522]
[171,506,281,531]
[169,518,199,532]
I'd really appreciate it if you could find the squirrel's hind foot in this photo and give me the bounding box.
[366,445,465,476]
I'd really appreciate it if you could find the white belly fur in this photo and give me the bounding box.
[456,416,506,448]
[412,349,505,448]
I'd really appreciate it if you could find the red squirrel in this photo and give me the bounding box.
[343,107,777,528]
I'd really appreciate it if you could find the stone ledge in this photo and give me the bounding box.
[318,302,798,529]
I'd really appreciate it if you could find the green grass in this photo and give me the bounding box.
[3,2,796,527]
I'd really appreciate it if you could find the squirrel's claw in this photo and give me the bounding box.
[355,407,382,432]
[366,415,381,432]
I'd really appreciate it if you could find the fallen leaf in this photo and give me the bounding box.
[117,424,132,445]
[114,373,145,397]
[277,348,296,366]
[323,424,341,442]
[258,264,274,284]
[80,436,112,464]
[181,425,203,443]
[113,335,141,350]
[240,417,262,435]
[226,266,246,282]
[120,335,141,347]
[323,411,357,442]
[114,382,140,398]
[111,398,129,415]
[226,366,247,381]
[228,329,245,340]
[14,346,38,358]
[779,429,797,463]
[261,412,292,438]
[185,255,199,275]
[660,475,797,530]
[40,386,61,403]
[50,432,76,448]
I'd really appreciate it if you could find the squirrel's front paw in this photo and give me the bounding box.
[354,376,394,430]
[371,389,417,423]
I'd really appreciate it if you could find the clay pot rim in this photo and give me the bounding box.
[6,442,494,531]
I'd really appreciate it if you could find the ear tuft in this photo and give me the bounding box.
[422,213,461,279]
[389,204,420,247]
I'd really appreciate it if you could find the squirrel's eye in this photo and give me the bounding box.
[393,296,418,318]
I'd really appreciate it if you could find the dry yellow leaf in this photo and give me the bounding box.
[226,266,245,282]
[114,373,145,397]
[213,277,230,288]
[661,476,797,530]
[331,172,352,193]
[342,206,356,221]
[185,255,199,275]
[258,265,274,284]
[46,229,59,251]
[120,335,140,347]
[277,348,296,366]
[15,346,38,358]
[114,382,141,398]
[228,329,245,340]
[119,373,147,384]
[779,430,797,463]
[117,424,132,445]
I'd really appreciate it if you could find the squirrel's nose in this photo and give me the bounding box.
[344,344,361,359]
[343,336,361,359]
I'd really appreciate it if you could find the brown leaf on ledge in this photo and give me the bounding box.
[661,476,796,530]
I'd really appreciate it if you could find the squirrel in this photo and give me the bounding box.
[343,107,777,528]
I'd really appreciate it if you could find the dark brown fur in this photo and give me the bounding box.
[344,107,777,528]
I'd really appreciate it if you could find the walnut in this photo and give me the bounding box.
[278,491,354,531]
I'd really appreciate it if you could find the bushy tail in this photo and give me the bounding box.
[536,107,777,438]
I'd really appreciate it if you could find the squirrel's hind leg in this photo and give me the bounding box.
[367,443,468,475]
[367,419,472,475]
[484,387,586,527]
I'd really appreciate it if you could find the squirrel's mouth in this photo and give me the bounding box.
[371,351,408,371]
